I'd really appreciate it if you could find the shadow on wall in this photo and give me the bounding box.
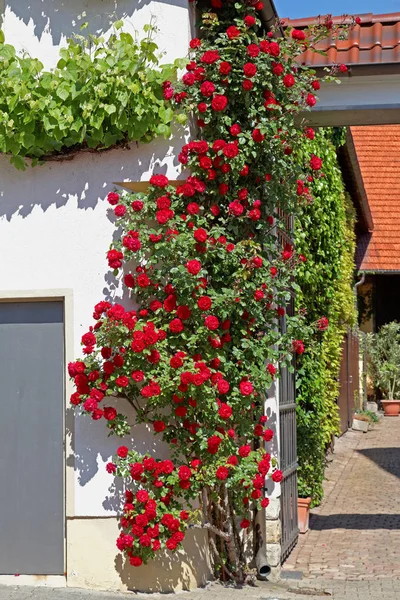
[357,446,400,479]
[0,129,185,221]
[114,528,212,592]
[66,398,171,513]
[309,513,400,531]
[5,0,189,46]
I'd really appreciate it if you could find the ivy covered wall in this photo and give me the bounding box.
[295,128,357,505]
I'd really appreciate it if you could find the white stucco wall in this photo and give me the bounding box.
[2,0,191,68]
[0,0,192,519]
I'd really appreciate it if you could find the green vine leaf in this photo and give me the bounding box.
[0,23,178,169]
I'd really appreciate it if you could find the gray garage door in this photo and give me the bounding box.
[0,301,64,575]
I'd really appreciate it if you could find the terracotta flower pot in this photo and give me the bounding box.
[298,497,312,534]
[381,400,400,416]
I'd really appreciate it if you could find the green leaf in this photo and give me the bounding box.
[56,83,70,101]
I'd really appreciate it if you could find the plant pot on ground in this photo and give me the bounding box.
[367,322,400,417]
[381,399,400,417]
[298,497,312,534]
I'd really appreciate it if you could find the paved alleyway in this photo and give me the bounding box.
[283,417,400,580]
[3,418,400,600]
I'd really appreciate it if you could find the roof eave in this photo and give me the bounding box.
[259,0,284,35]
[342,129,374,232]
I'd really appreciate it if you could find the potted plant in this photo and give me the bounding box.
[367,322,400,416]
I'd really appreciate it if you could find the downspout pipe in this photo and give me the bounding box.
[259,0,284,36]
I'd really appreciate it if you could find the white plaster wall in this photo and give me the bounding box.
[3,0,192,69]
[0,0,192,518]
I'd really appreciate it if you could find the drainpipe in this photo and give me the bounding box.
[353,272,365,316]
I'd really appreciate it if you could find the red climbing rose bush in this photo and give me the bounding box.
[70,1,354,582]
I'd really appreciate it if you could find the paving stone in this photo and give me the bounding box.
[282,418,400,582]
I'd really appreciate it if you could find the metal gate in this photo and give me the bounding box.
[276,210,299,562]
[279,360,299,561]
[279,293,299,562]
[338,329,360,434]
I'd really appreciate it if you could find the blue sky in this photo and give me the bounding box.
[275,0,398,18]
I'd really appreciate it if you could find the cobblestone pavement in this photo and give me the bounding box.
[3,418,400,600]
[283,416,400,581]
[5,579,400,600]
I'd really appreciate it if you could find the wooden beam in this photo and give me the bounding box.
[113,180,182,193]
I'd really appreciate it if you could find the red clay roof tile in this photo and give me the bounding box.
[351,125,400,271]
[284,13,400,67]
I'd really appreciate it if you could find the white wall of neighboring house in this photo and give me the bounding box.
[0,0,281,590]
[0,0,214,592]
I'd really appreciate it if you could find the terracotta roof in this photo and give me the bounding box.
[351,125,400,272]
[283,13,400,67]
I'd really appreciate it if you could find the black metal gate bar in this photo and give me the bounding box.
[275,209,299,562]
[279,363,299,562]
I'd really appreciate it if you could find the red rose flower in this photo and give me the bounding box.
[272,62,284,76]
[205,315,219,330]
[292,339,305,354]
[186,259,202,275]
[194,228,208,243]
[211,94,228,111]
[239,444,251,457]
[267,363,277,377]
[114,204,126,217]
[252,129,264,142]
[239,381,254,396]
[230,124,241,136]
[226,26,240,39]
[187,202,200,215]
[243,62,257,78]
[200,50,220,64]
[242,79,253,90]
[263,429,274,442]
[104,407,117,421]
[311,80,320,91]
[117,446,129,458]
[200,81,215,97]
[305,127,315,140]
[207,435,222,454]
[107,191,119,205]
[283,74,295,87]
[153,420,166,433]
[107,249,123,269]
[317,316,329,331]
[116,376,129,388]
[272,469,283,483]
[189,37,201,49]
[169,318,184,333]
[218,403,232,419]
[247,44,260,57]
[306,93,317,107]
[310,154,322,170]
[216,466,229,480]
[240,519,251,529]
[217,379,230,394]
[244,15,256,26]
[150,174,169,187]
[178,465,192,480]
[219,61,232,75]
[198,296,212,310]
[291,28,306,40]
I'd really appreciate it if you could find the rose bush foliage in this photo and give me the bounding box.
[70,1,354,581]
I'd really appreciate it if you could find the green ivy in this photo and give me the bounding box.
[0,23,184,169]
[295,128,356,505]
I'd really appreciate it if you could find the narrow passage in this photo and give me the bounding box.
[283,418,400,580]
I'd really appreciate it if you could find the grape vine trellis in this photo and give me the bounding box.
[69,2,356,583]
